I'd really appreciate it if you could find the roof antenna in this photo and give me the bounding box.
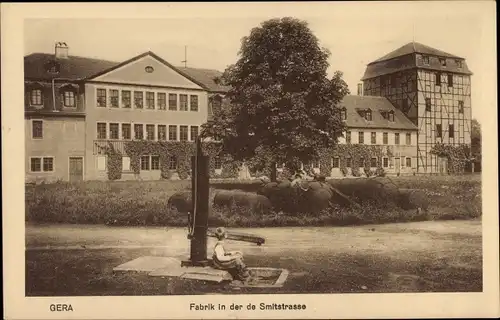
[412,23,416,46]
[181,45,187,68]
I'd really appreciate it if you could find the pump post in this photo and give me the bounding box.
[181,137,210,267]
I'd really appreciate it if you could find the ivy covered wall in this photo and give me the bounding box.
[102,141,399,180]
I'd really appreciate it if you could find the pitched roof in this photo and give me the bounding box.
[370,42,462,64]
[362,42,473,80]
[340,95,417,131]
[24,52,228,92]
[177,67,230,93]
[24,53,118,81]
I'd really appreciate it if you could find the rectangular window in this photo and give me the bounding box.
[32,120,43,139]
[383,132,388,145]
[158,93,166,110]
[190,95,198,111]
[436,124,442,138]
[151,155,160,170]
[370,157,377,167]
[406,133,411,145]
[436,73,441,86]
[440,58,446,67]
[190,126,199,141]
[346,131,351,143]
[140,155,150,171]
[43,157,54,172]
[158,125,167,141]
[110,90,119,108]
[311,159,320,169]
[458,100,464,114]
[214,156,222,170]
[358,157,364,168]
[423,55,430,65]
[365,111,372,121]
[122,124,131,140]
[30,157,54,172]
[332,157,340,168]
[30,89,43,106]
[109,123,119,139]
[383,157,389,168]
[122,90,131,108]
[449,124,455,138]
[169,94,177,110]
[425,98,432,112]
[448,74,453,87]
[30,158,41,172]
[134,124,143,140]
[358,131,364,144]
[179,94,188,111]
[388,112,395,122]
[395,133,400,145]
[134,91,143,109]
[146,92,155,109]
[346,157,352,168]
[63,91,76,107]
[97,122,107,139]
[371,132,376,144]
[97,89,107,107]
[146,124,155,141]
[456,59,463,68]
[169,155,178,170]
[180,125,189,141]
[169,125,177,141]
[406,157,412,168]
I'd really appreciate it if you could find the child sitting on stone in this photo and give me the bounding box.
[212,227,250,282]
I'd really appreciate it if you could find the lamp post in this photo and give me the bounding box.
[181,136,210,267]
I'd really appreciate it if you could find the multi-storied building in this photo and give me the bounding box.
[361,42,473,173]
[25,43,227,183]
[24,41,470,182]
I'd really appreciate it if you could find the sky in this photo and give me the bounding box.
[23,2,494,123]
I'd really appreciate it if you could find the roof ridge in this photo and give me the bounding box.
[25,52,120,64]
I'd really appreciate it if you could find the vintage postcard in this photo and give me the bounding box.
[2,1,499,319]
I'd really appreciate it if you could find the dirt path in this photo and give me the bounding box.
[25,220,482,295]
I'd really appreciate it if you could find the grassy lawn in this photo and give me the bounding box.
[25,220,482,295]
[25,174,482,227]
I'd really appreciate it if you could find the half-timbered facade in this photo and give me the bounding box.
[361,42,473,173]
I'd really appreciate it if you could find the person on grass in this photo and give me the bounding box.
[212,227,251,282]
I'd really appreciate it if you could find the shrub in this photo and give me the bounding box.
[25,176,481,227]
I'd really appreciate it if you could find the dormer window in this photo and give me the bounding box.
[60,84,78,108]
[439,58,446,67]
[422,55,430,65]
[388,111,395,122]
[340,107,347,121]
[456,59,463,68]
[63,91,75,108]
[365,109,372,121]
[30,89,43,106]
[44,61,60,74]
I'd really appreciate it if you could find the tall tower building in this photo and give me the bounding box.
[361,42,473,173]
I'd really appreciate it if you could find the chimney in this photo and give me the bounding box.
[55,42,69,59]
[357,83,363,96]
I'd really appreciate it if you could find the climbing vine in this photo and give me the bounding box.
[430,143,471,174]
[330,144,393,178]
[103,142,123,180]
[102,141,399,180]
[104,141,231,180]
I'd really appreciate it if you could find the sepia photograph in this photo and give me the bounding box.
[2,1,498,319]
